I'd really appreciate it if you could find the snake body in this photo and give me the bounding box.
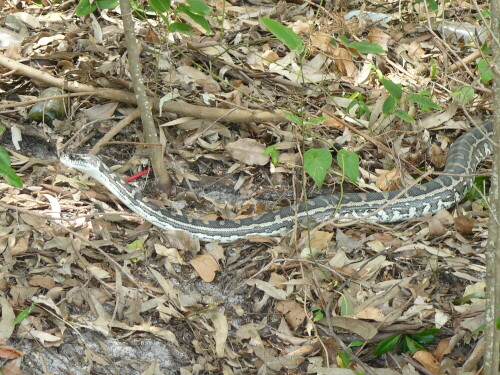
[61,122,493,243]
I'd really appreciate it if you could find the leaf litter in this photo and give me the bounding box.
[0,0,493,374]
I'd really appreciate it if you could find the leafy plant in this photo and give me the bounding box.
[408,90,441,112]
[311,306,324,322]
[0,147,23,188]
[260,17,304,53]
[374,328,440,356]
[337,341,365,372]
[76,0,213,35]
[13,304,35,326]
[346,92,371,118]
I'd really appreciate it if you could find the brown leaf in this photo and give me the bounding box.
[28,275,55,289]
[454,215,475,234]
[413,350,439,374]
[190,254,220,282]
[0,345,19,360]
[434,338,451,361]
[355,307,386,321]
[275,300,306,330]
[225,138,269,166]
[332,47,355,77]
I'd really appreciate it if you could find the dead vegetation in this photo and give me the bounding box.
[0,0,492,374]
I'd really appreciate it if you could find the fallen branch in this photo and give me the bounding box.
[0,54,286,124]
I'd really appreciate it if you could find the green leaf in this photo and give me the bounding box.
[75,0,97,16]
[311,307,324,322]
[96,0,119,9]
[380,78,402,99]
[304,148,332,189]
[394,109,415,123]
[263,145,279,166]
[382,95,397,115]
[13,304,35,326]
[168,22,193,34]
[284,112,303,126]
[451,87,474,105]
[187,0,212,15]
[150,0,170,12]
[409,328,439,344]
[348,41,385,54]
[348,341,365,348]
[337,351,351,368]
[260,17,304,53]
[405,336,420,354]
[374,334,402,356]
[408,94,441,111]
[496,316,500,329]
[340,294,353,316]
[465,176,489,201]
[453,291,486,304]
[477,58,493,83]
[186,11,211,34]
[0,148,23,188]
[306,116,328,126]
[337,149,359,184]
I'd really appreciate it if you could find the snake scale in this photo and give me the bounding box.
[61,121,493,243]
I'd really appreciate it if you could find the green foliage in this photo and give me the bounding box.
[0,147,23,188]
[464,176,489,203]
[451,87,475,105]
[304,148,332,189]
[260,17,304,53]
[346,92,371,117]
[414,0,438,12]
[311,307,324,322]
[348,41,385,54]
[453,291,485,305]
[76,0,119,16]
[337,341,365,371]
[263,145,279,166]
[337,149,359,184]
[408,91,441,112]
[339,294,353,316]
[374,328,439,356]
[13,304,35,326]
[375,74,414,122]
[76,0,213,35]
[477,58,493,83]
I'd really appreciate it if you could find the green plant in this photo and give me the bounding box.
[0,148,23,188]
[374,328,440,356]
[337,341,365,373]
[13,304,35,326]
[76,0,213,35]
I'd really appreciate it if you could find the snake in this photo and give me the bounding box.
[60,121,493,243]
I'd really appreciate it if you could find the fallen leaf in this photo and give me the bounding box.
[225,138,269,166]
[190,254,220,282]
[275,300,306,330]
[413,350,439,374]
[454,215,475,234]
[0,346,22,360]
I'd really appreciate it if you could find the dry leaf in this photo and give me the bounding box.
[355,307,386,321]
[332,47,355,77]
[190,254,220,282]
[367,28,390,50]
[434,338,452,361]
[413,350,439,374]
[454,215,475,234]
[275,300,306,330]
[328,317,378,340]
[28,275,55,289]
[225,138,269,166]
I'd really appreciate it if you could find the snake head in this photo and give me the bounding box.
[60,154,104,175]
